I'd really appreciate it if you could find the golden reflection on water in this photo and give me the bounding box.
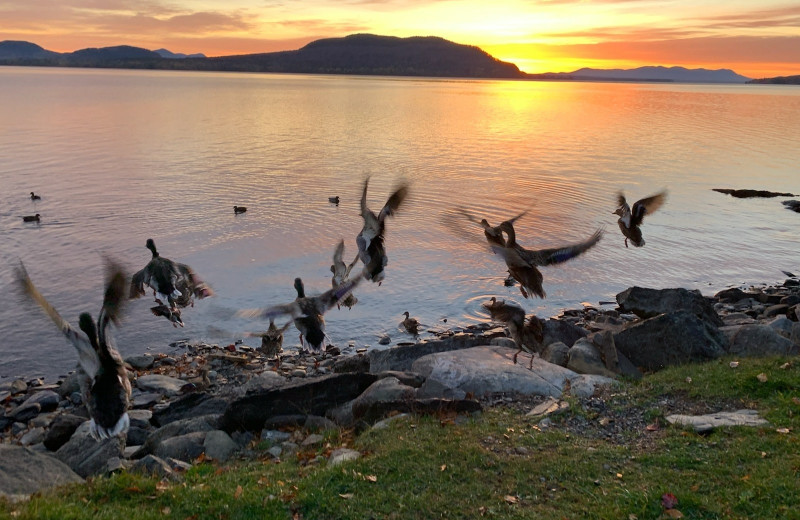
[1,68,799,380]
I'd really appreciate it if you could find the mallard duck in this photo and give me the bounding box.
[492,222,603,299]
[234,206,247,214]
[328,196,340,205]
[482,297,543,368]
[456,207,527,249]
[130,239,213,313]
[22,214,40,222]
[331,239,359,309]
[238,275,363,354]
[613,191,667,248]
[354,176,409,284]
[401,311,420,337]
[17,260,131,440]
[249,319,292,359]
[30,192,41,201]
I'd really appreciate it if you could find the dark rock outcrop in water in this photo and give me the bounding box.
[747,75,800,85]
[712,188,796,198]
[0,35,524,79]
[782,200,800,213]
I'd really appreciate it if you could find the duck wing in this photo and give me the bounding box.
[631,191,667,226]
[489,245,545,299]
[129,262,152,298]
[175,262,213,299]
[378,183,410,222]
[97,259,128,358]
[308,274,364,315]
[237,301,303,321]
[518,228,603,266]
[482,299,525,324]
[16,262,100,378]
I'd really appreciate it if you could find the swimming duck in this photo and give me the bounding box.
[130,239,213,312]
[491,222,603,299]
[22,214,40,222]
[331,239,359,309]
[482,297,544,368]
[17,260,132,440]
[354,177,409,284]
[238,275,363,354]
[613,191,667,248]
[234,206,247,214]
[328,196,340,205]
[30,192,41,201]
[401,311,420,337]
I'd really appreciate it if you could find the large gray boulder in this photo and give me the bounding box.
[135,374,186,397]
[132,414,220,459]
[617,286,723,327]
[613,310,728,371]
[55,421,126,478]
[0,445,83,499]
[566,337,642,380]
[541,319,589,348]
[368,335,485,372]
[410,345,611,398]
[154,432,207,462]
[43,414,87,451]
[151,393,229,427]
[726,324,798,357]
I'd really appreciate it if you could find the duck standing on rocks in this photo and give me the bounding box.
[130,239,213,322]
[331,239,359,309]
[401,311,420,337]
[16,259,132,440]
[482,297,543,368]
[238,275,363,354]
[353,176,410,284]
[492,221,603,299]
[613,191,667,248]
[30,192,41,201]
[249,319,292,359]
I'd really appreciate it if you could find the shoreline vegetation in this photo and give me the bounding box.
[1,276,799,517]
[2,34,795,84]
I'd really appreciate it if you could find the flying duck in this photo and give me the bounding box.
[491,221,603,299]
[456,207,528,249]
[234,206,247,214]
[130,239,213,317]
[30,192,41,201]
[401,311,420,337]
[149,304,184,327]
[613,191,667,248]
[330,239,359,309]
[238,275,363,354]
[17,260,132,440]
[354,176,410,284]
[482,297,543,368]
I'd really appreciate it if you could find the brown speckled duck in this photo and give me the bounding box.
[613,191,667,248]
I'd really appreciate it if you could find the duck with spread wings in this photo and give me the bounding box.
[613,191,667,248]
[17,259,132,440]
[353,177,409,284]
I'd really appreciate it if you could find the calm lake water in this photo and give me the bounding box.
[2,66,799,382]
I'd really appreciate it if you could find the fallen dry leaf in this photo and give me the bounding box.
[685,377,692,384]
[780,362,791,369]
[234,485,243,499]
[792,397,800,406]
[366,475,378,483]
[729,361,739,368]
[661,493,678,509]
[479,506,488,516]
[616,473,623,479]
[504,495,518,504]
[757,373,768,383]
[628,515,638,520]
[161,507,171,515]
[440,464,447,471]
[646,423,660,432]
[776,428,790,434]
[339,493,354,499]
[663,509,684,518]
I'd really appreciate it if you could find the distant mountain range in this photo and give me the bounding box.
[1,35,791,83]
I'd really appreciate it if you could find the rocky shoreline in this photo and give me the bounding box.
[2,280,799,500]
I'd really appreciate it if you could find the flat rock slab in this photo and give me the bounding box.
[0,445,83,499]
[411,345,608,398]
[136,375,187,397]
[666,409,768,433]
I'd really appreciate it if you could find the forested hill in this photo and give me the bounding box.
[0,35,525,79]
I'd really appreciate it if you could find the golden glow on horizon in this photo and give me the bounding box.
[2,0,798,79]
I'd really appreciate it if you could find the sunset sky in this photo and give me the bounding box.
[2,0,798,78]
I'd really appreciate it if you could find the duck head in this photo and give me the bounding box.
[293,277,306,298]
[145,238,159,257]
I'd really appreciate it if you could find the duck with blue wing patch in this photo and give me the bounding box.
[17,259,132,440]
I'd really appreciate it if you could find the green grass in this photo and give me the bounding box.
[2,355,799,519]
